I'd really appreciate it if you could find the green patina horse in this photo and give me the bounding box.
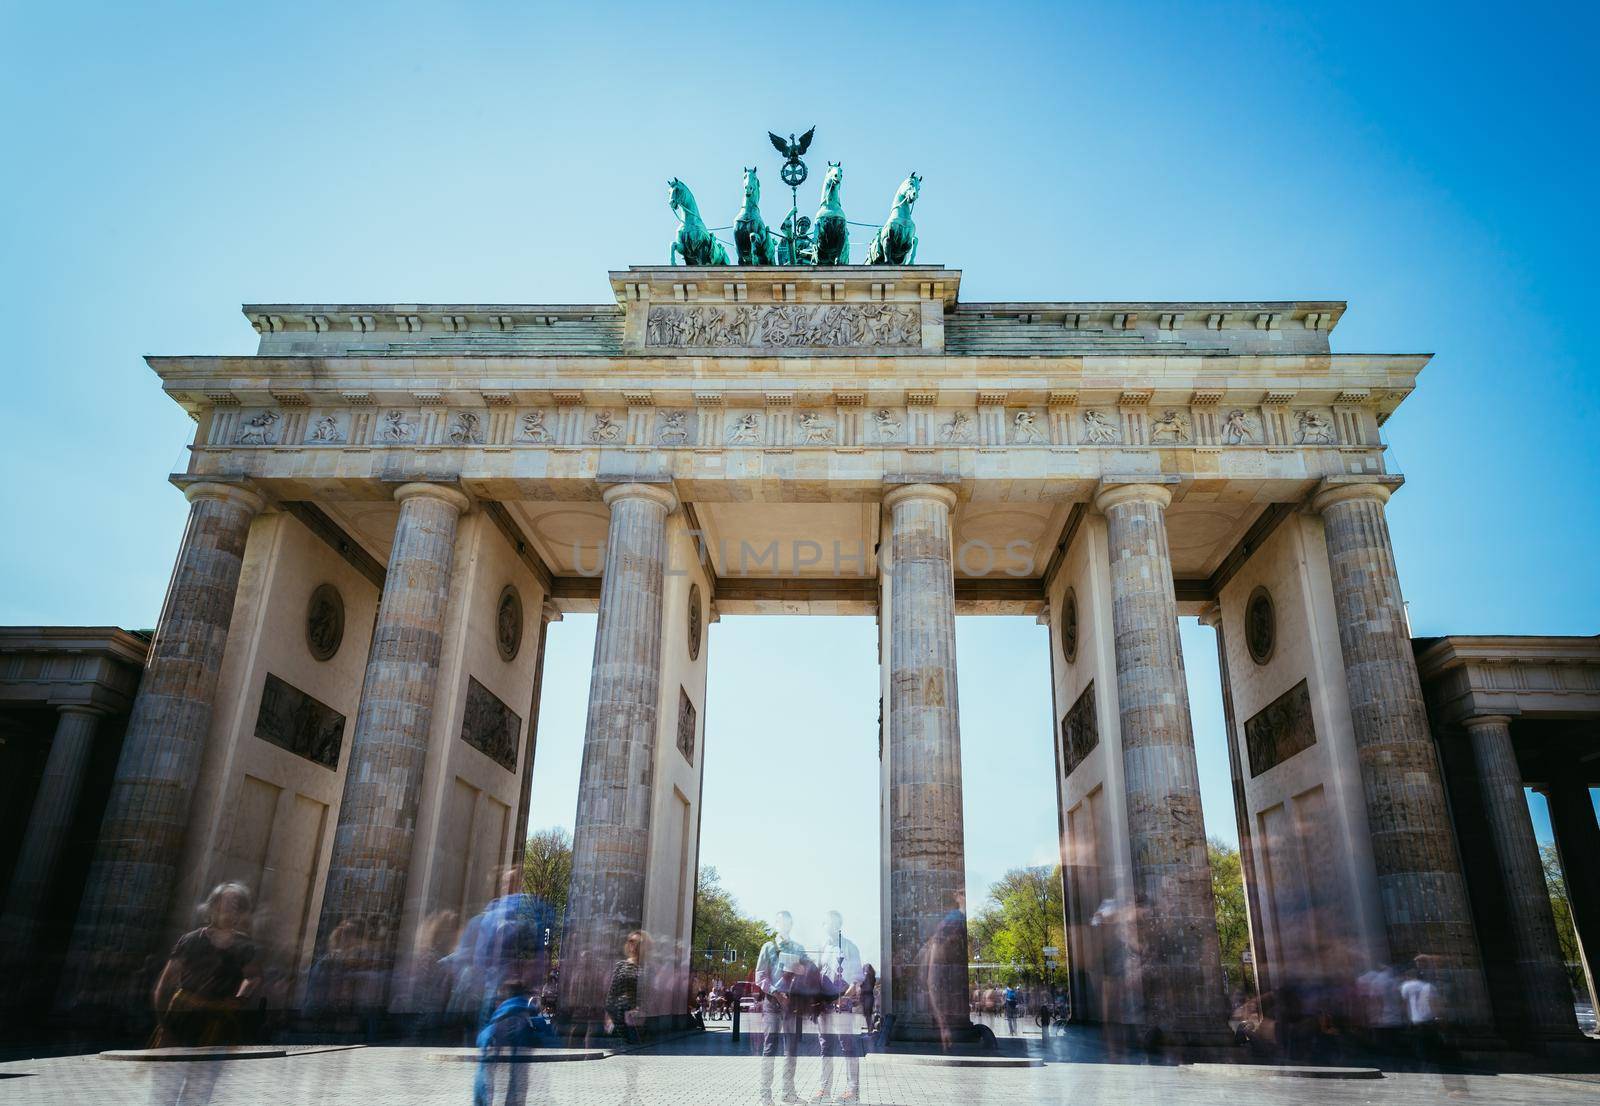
[733,167,775,266]
[865,171,921,265]
[669,178,730,266]
[811,161,849,266]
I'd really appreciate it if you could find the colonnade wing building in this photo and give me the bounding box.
[2,264,1596,1045]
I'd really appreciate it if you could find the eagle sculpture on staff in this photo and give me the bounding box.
[768,127,815,164]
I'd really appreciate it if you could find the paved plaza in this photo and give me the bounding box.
[3,1026,1598,1106]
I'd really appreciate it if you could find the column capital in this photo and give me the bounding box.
[882,482,958,512]
[1196,602,1223,629]
[540,597,564,625]
[183,481,266,514]
[1093,476,1179,514]
[53,703,109,720]
[393,481,471,513]
[1463,713,1516,732]
[1310,474,1404,514]
[600,481,678,513]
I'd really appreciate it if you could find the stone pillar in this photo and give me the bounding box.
[512,599,562,866]
[1462,715,1578,1038]
[1094,480,1229,1040]
[882,483,972,1042]
[313,482,469,1002]
[1311,477,1492,1027]
[1540,770,1600,1020]
[558,482,677,1024]
[2,706,105,955]
[61,482,263,1006]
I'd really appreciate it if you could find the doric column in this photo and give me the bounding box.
[512,599,562,866]
[883,483,971,1041]
[313,482,469,1002]
[1094,480,1228,1040]
[62,482,263,1005]
[3,706,106,955]
[1540,769,1600,1023]
[1463,715,1578,1038]
[558,482,677,1024]
[1311,477,1492,1027]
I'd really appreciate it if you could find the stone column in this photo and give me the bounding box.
[62,482,263,1006]
[313,482,469,1002]
[512,599,562,866]
[558,482,677,1024]
[1311,477,1492,1027]
[1540,770,1600,1021]
[2,706,106,955]
[1094,480,1229,1040]
[1462,715,1578,1038]
[883,483,972,1042]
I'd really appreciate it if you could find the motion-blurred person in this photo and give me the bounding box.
[755,910,807,1105]
[859,963,877,1037]
[605,930,648,1045]
[472,973,554,1106]
[150,882,262,1047]
[814,910,864,1102]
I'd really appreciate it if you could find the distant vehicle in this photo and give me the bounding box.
[1576,1001,1596,1035]
[729,979,764,1012]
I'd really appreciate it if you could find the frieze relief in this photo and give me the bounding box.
[645,303,921,349]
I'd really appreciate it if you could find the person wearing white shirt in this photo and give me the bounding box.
[755,911,808,1105]
[814,911,865,1103]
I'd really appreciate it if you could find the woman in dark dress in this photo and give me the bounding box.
[151,882,262,1047]
[604,930,648,1044]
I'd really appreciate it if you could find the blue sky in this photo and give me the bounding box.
[3,2,1597,964]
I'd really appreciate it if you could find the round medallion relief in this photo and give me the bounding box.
[1245,586,1276,666]
[496,585,523,662]
[687,583,703,661]
[1060,588,1079,664]
[305,583,345,662]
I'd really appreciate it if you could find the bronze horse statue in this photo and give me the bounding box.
[733,167,775,266]
[866,172,921,265]
[669,178,730,266]
[811,161,848,266]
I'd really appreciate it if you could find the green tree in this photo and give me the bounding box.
[1209,837,1255,993]
[522,826,572,953]
[690,866,774,986]
[1542,842,1589,1002]
[968,866,1065,985]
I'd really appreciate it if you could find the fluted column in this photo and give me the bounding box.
[3,706,106,955]
[314,482,469,1002]
[883,483,971,1041]
[1540,770,1600,1019]
[1094,480,1228,1040]
[62,482,263,1006]
[1312,477,1491,1027]
[1462,715,1578,1038]
[558,482,677,1024]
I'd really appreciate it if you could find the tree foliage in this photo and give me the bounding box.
[1542,842,1588,1001]
[522,826,573,952]
[690,866,773,986]
[968,865,1065,985]
[1208,837,1255,993]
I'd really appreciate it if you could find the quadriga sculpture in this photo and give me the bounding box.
[812,161,848,266]
[865,172,921,265]
[668,178,730,266]
[733,167,775,266]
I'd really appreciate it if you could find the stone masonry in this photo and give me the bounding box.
[1312,477,1493,1029]
[61,482,263,1005]
[883,483,972,1039]
[313,481,469,1000]
[559,482,677,1024]
[1094,480,1229,1040]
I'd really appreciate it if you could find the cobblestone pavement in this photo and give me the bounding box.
[2,1028,1596,1106]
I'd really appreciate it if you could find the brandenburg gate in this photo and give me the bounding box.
[45,255,1584,1046]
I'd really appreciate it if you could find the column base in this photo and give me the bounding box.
[884,1015,993,1049]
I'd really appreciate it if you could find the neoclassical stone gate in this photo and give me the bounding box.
[45,263,1583,1043]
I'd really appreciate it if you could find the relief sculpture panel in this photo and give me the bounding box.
[1244,678,1317,777]
[1061,680,1098,777]
[645,303,920,349]
[460,676,522,772]
[255,673,345,769]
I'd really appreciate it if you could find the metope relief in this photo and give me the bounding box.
[590,410,622,443]
[235,410,281,445]
[1222,408,1258,444]
[657,410,691,445]
[448,411,483,444]
[517,410,554,443]
[460,676,521,772]
[939,410,975,443]
[255,673,345,770]
[1080,409,1119,444]
[796,411,835,444]
[306,413,346,444]
[1012,410,1046,444]
[1060,681,1098,777]
[1295,408,1337,445]
[645,303,920,349]
[1245,678,1317,777]
[727,411,763,445]
[872,409,904,442]
[1149,409,1191,444]
[377,409,418,443]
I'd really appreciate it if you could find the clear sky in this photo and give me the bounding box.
[4,2,1597,966]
